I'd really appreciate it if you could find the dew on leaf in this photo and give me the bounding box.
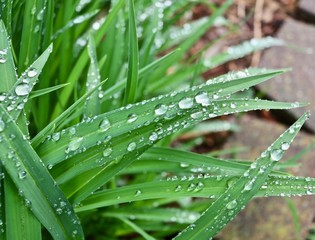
[18,170,27,179]
[154,104,168,115]
[226,200,238,210]
[127,142,136,152]
[195,92,210,106]
[178,97,194,109]
[99,117,111,131]
[68,137,83,151]
[135,190,142,196]
[281,142,290,150]
[270,149,284,162]
[15,84,31,96]
[27,68,38,77]
[127,113,137,123]
[103,147,113,157]
[149,132,158,142]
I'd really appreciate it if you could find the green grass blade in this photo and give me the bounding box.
[4,178,41,240]
[85,33,101,116]
[29,83,69,100]
[76,174,315,212]
[174,112,310,239]
[0,105,84,239]
[124,0,139,105]
[18,0,46,72]
[0,20,17,91]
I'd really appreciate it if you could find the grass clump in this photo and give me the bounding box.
[0,0,313,239]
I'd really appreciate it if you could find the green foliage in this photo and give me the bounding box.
[0,0,313,239]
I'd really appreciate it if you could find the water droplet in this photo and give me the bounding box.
[191,111,203,120]
[103,147,113,157]
[0,118,5,132]
[175,185,183,192]
[52,132,61,142]
[149,132,158,142]
[213,93,219,99]
[195,92,210,106]
[281,142,290,150]
[0,49,7,63]
[154,104,168,115]
[244,181,253,191]
[15,84,31,96]
[99,117,111,131]
[230,103,236,109]
[226,200,237,209]
[270,149,283,161]
[27,68,38,77]
[127,142,136,152]
[135,190,142,196]
[127,113,137,123]
[178,97,194,109]
[18,170,27,179]
[68,137,83,151]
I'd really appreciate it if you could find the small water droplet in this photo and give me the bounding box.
[270,149,283,161]
[175,185,183,192]
[15,84,31,96]
[149,132,158,142]
[99,117,111,131]
[27,68,38,77]
[127,113,137,123]
[18,170,27,179]
[68,137,83,151]
[178,97,194,109]
[135,190,142,196]
[154,104,168,115]
[226,200,237,209]
[281,142,290,150]
[244,181,253,191]
[127,142,136,152]
[230,103,236,109]
[191,111,203,120]
[103,147,113,157]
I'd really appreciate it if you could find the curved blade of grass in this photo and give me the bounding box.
[76,173,315,212]
[103,207,200,224]
[174,112,310,239]
[124,0,139,105]
[0,105,84,239]
[29,83,69,99]
[203,37,285,69]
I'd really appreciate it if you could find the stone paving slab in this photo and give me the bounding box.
[259,18,315,132]
[219,115,315,240]
[300,0,315,16]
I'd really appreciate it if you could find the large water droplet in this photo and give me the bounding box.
[135,190,142,196]
[127,142,136,152]
[154,104,168,115]
[178,97,194,109]
[270,149,283,161]
[103,147,113,157]
[195,92,210,106]
[99,118,111,131]
[0,118,5,132]
[15,84,31,96]
[226,200,237,209]
[68,137,83,151]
